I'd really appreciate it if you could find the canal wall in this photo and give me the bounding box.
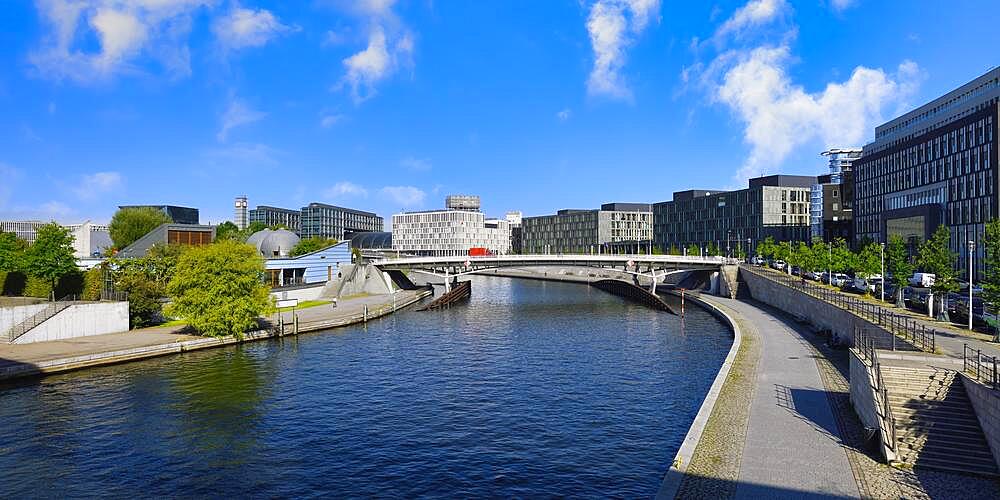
[739,268,861,345]
[13,302,129,344]
[270,283,326,303]
[1,304,47,334]
[960,375,1000,471]
[656,292,742,499]
[849,350,896,462]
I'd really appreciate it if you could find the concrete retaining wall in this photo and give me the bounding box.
[1,304,48,335]
[961,375,1000,471]
[740,268,861,345]
[13,302,129,344]
[271,283,325,303]
[849,350,895,462]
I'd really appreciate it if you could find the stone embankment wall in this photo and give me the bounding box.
[961,375,1000,470]
[739,268,863,345]
[1,304,47,334]
[270,283,326,303]
[13,302,129,344]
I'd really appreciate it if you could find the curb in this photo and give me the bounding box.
[655,292,743,500]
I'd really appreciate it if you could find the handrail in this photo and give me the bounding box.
[741,265,936,353]
[856,327,898,456]
[963,343,999,389]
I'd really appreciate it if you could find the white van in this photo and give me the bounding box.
[909,273,936,287]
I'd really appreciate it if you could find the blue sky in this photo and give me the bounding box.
[1,0,998,225]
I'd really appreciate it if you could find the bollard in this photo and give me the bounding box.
[293,312,299,335]
[364,304,368,323]
[279,315,284,336]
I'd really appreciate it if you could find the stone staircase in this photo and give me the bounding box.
[881,365,998,476]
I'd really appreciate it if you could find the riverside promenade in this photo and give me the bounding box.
[0,289,432,381]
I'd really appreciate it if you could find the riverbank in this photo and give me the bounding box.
[0,288,432,382]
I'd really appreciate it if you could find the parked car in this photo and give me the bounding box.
[843,278,869,294]
[867,277,883,293]
[830,273,850,287]
[952,296,987,327]
[804,271,822,281]
[908,289,930,312]
[752,256,766,266]
[875,282,898,302]
[909,273,936,287]
[772,260,787,271]
[791,266,801,276]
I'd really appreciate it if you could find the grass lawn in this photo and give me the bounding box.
[277,300,331,312]
[159,318,187,327]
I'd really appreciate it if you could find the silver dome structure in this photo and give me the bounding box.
[246,228,300,258]
[245,229,272,250]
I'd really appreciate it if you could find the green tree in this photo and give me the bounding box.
[830,238,852,273]
[246,221,267,234]
[789,242,816,274]
[756,236,777,260]
[108,244,186,328]
[290,237,338,257]
[983,219,1000,339]
[854,242,882,280]
[919,224,959,321]
[686,244,701,257]
[108,207,172,250]
[214,221,242,241]
[812,241,830,275]
[24,222,77,296]
[706,242,721,257]
[165,241,273,338]
[886,234,914,307]
[0,231,27,273]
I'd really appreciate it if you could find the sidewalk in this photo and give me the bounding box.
[0,289,431,381]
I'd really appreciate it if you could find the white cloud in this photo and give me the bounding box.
[714,0,788,41]
[217,97,266,142]
[379,185,425,207]
[320,113,345,128]
[74,171,123,200]
[40,200,74,218]
[400,156,431,171]
[556,108,572,121]
[333,0,414,104]
[204,142,280,165]
[324,181,369,198]
[585,0,661,100]
[213,5,292,51]
[29,0,214,83]
[711,46,921,182]
[830,0,856,12]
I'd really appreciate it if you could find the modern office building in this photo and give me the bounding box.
[1,220,110,257]
[119,205,200,225]
[249,205,302,234]
[521,203,652,254]
[810,149,861,244]
[391,196,512,256]
[234,196,248,230]
[653,175,816,254]
[300,203,383,241]
[505,211,523,254]
[854,67,1000,280]
[0,220,45,244]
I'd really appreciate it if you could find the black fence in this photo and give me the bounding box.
[742,265,936,353]
[964,344,999,390]
[855,327,897,455]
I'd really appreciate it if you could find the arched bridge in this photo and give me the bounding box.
[372,254,732,292]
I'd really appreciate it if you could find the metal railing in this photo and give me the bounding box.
[856,327,898,456]
[4,294,79,343]
[742,265,936,353]
[964,344,999,390]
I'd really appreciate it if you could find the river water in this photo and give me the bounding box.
[0,276,731,498]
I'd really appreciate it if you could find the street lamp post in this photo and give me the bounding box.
[969,240,975,331]
[747,237,752,263]
[880,242,885,303]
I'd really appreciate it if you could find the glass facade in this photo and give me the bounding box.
[300,203,383,241]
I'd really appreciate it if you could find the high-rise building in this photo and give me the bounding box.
[300,203,383,241]
[0,220,110,257]
[0,220,45,244]
[854,66,1000,281]
[119,205,199,225]
[522,203,652,254]
[391,196,511,256]
[810,149,861,244]
[505,211,523,254]
[653,175,815,254]
[249,205,302,233]
[234,196,248,230]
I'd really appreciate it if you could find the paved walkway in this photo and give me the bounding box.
[0,289,431,380]
[722,298,860,499]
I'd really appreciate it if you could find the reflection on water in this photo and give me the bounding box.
[0,277,730,497]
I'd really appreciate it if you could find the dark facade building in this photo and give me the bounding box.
[117,223,215,258]
[249,205,301,234]
[300,203,384,241]
[119,205,199,225]
[854,67,999,281]
[522,204,652,254]
[653,175,816,255]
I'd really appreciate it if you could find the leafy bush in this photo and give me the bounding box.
[166,241,273,338]
[291,237,338,257]
[82,267,104,301]
[1,271,26,296]
[109,207,172,250]
[24,275,53,299]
